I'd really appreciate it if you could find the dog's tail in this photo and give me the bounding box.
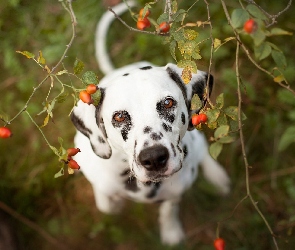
[95,0,137,75]
[200,149,231,195]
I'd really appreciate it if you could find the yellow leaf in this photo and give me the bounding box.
[68,167,75,175]
[213,38,221,49]
[40,114,50,128]
[45,65,51,73]
[16,50,35,59]
[274,75,285,83]
[181,67,192,84]
[37,50,46,64]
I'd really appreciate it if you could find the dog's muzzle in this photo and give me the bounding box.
[138,145,169,171]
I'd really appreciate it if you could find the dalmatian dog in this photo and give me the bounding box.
[71,1,230,245]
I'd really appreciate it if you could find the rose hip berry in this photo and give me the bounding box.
[68,159,80,170]
[79,90,93,105]
[139,8,150,18]
[86,84,98,95]
[159,22,170,33]
[137,18,151,30]
[67,148,81,157]
[243,19,257,34]
[0,127,12,138]
[191,113,208,126]
[214,237,225,250]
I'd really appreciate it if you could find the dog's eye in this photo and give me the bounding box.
[113,112,125,122]
[164,98,174,109]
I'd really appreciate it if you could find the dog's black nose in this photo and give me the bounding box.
[138,145,169,171]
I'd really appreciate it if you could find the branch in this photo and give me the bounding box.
[243,0,293,27]
[0,201,71,250]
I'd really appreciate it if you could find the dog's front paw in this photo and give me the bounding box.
[160,225,185,246]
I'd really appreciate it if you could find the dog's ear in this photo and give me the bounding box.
[70,91,112,159]
[165,63,214,131]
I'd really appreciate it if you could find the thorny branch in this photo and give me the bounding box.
[244,0,293,27]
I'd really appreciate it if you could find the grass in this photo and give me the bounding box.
[0,0,295,249]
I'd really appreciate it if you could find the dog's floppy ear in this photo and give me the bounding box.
[165,63,214,131]
[70,91,112,159]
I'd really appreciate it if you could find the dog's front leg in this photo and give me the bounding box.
[158,199,185,245]
[92,185,124,214]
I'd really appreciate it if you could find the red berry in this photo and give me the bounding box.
[191,114,201,126]
[214,238,225,250]
[198,113,208,123]
[159,22,170,33]
[139,8,151,18]
[67,148,81,157]
[86,84,98,95]
[0,127,12,138]
[243,19,257,34]
[68,159,80,170]
[137,17,151,30]
[79,90,93,105]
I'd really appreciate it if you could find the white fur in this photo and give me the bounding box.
[72,1,230,246]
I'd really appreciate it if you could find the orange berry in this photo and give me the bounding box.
[67,148,81,157]
[79,90,92,105]
[243,19,257,34]
[139,8,150,18]
[86,84,98,95]
[198,113,208,123]
[137,18,151,30]
[191,114,201,126]
[68,159,80,170]
[0,127,12,138]
[214,238,225,250]
[159,22,170,33]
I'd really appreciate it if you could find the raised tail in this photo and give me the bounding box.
[200,149,231,195]
[95,0,137,75]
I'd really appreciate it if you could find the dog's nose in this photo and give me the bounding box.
[138,145,169,171]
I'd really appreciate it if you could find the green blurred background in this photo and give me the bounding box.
[0,0,295,249]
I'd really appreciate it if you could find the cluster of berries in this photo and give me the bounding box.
[79,84,98,105]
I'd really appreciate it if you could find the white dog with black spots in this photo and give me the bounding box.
[71,1,230,245]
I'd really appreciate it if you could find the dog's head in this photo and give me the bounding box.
[71,63,213,182]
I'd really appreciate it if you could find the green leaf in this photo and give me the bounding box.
[157,12,169,24]
[231,9,249,29]
[271,50,287,69]
[214,125,230,139]
[278,126,295,151]
[16,50,35,59]
[55,92,69,103]
[81,71,99,86]
[252,29,266,46]
[254,42,272,60]
[191,94,202,111]
[169,40,177,61]
[209,142,223,160]
[217,113,228,126]
[74,58,85,75]
[270,28,293,36]
[206,108,221,123]
[218,135,236,144]
[246,5,268,20]
[50,146,60,156]
[277,89,295,106]
[173,9,186,22]
[224,106,238,121]
[216,93,224,109]
[54,168,65,178]
[183,29,198,41]
[172,29,185,42]
[92,88,102,106]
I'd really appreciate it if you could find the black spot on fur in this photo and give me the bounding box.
[171,143,176,157]
[183,144,188,158]
[156,98,176,123]
[70,113,92,137]
[150,132,162,141]
[122,159,128,163]
[98,136,106,144]
[123,73,129,76]
[181,112,185,125]
[143,126,152,134]
[146,182,162,198]
[191,167,195,175]
[112,110,133,141]
[143,141,149,147]
[162,123,172,132]
[124,176,139,192]
[140,66,152,70]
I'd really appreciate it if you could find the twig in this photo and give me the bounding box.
[235,41,279,249]
[51,0,78,73]
[108,7,168,36]
[243,0,293,27]
[0,201,70,250]
[220,0,295,96]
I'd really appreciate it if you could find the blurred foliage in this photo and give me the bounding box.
[0,0,295,249]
